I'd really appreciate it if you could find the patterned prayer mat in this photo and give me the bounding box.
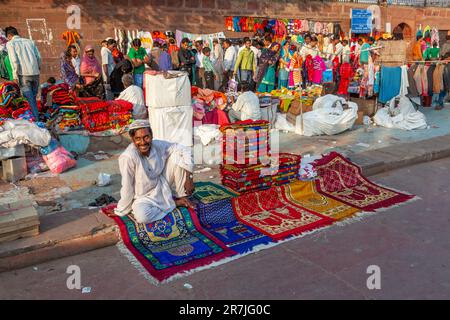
[232,186,334,240]
[198,198,273,254]
[102,205,235,282]
[314,152,416,212]
[284,180,359,221]
[193,181,239,204]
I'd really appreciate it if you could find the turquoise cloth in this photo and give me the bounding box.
[258,65,276,93]
[59,134,90,154]
[379,66,401,104]
[360,43,370,65]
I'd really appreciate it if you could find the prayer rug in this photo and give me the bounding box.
[232,186,334,240]
[198,198,273,254]
[193,181,238,204]
[314,152,415,212]
[284,180,359,220]
[102,205,235,282]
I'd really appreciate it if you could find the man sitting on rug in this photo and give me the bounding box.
[114,120,195,224]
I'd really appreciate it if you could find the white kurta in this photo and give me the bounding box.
[232,91,261,121]
[117,85,147,119]
[115,141,193,223]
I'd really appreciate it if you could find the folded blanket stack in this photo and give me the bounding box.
[56,105,82,131]
[221,153,301,193]
[78,97,111,132]
[220,120,270,166]
[108,99,133,129]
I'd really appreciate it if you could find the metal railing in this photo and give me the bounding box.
[331,0,450,7]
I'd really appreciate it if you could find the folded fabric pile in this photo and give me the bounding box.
[49,84,75,106]
[192,86,227,124]
[108,99,133,129]
[56,105,82,131]
[0,81,34,121]
[219,120,300,194]
[221,153,301,193]
[78,97,111,132]
[220,120,270,166]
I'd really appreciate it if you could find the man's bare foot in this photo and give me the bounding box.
[175,197,195,209]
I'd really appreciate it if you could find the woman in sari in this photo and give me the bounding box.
[60,49,80,90]
[256,42,281,93]
[278,40,292,89]
[80,45,102,85]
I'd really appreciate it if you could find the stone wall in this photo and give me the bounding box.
[1,0,449,81]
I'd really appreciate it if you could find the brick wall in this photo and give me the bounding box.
[1,0,449,82]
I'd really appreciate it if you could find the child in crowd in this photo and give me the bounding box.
[202,47,218,90]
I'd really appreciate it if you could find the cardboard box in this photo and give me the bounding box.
[0,145,25,161]
[350,97,377,117]
[286,112,298,126]
[355,111,364,125]
[0,200,40,243]
[1,157,27,182]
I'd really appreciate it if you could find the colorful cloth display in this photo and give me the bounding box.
[220,120,270,166]
[232,186,334,240]
[102,205,235,283]
[314,152,415,212]
[55,105,82,131]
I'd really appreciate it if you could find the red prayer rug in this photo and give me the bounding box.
[314,152,416,212]
[231,186,334,240]
[102,204,235,283]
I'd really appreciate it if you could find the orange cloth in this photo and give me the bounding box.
[412,41,424,61]
[61,31,80,46]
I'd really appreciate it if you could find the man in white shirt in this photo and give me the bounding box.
[5,26,41,120]
[341,39,351,64]
[116,74,147,119]
[228,81,261,122]
[221,39,237,91]
[69,45,81,76]
[101,38,116,100]
[114,120,194,224]
[195,39,205,88]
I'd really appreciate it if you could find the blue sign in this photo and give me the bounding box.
[351,9,372,34]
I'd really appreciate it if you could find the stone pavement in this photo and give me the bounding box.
[1,105,450,273]
[1,157,450,299]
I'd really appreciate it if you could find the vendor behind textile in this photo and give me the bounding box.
[116,74,147,119]
[114,120,195,224]
[228,81,261,123]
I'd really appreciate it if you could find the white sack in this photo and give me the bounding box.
[294,100,358,136]
[0,120,51,148]
[194,124,221,146]
[274,113,295,132]
[373,96,427,130]
[148,105,193,147]
[144,71,191,108]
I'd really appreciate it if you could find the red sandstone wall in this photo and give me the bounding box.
[1,0,449,81]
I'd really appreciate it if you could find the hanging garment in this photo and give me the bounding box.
[312,55,326,84]
[314,22,323,34]
[407,67,419,97]
[225,17,233,31]
[304,55,314,84]
[233,17,240,32]
[61,31,81,46]
[379,65,402,104]
[427,64,436,96]
[288,52,302,89]
[433,64,445,94]
[399,65,409,97]
[431,28,439,46]
[337,63,353,95]
[301,20,309,33]
[327,23,334,35]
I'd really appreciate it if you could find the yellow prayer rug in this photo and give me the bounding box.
[284,180,359,221]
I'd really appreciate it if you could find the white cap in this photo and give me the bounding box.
[129,119,150,131]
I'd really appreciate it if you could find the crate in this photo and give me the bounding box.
[2,157,27,182]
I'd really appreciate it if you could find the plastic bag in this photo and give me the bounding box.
[43,146,77,174]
